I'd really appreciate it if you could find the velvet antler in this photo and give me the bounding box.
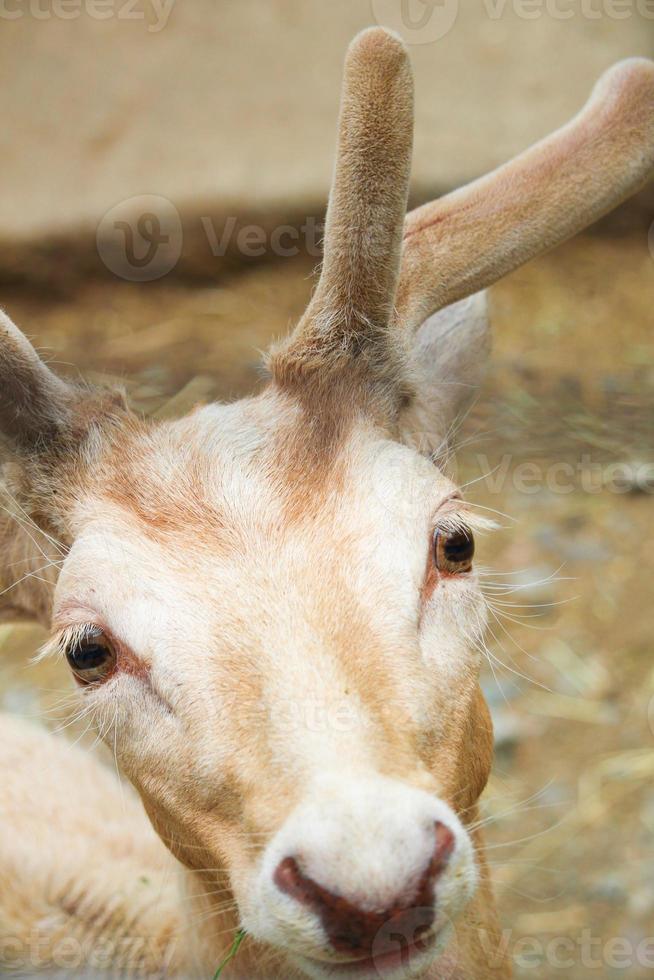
[397,58,654,333]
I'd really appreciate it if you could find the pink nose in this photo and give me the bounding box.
[273,821,455,956]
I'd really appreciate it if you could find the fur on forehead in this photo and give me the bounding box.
[46,382,489,555]
[39,387,368,540]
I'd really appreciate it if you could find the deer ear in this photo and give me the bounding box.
[399,292,490,454]
[0,310,78,454]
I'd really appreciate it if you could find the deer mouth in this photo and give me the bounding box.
[297,928,441,978]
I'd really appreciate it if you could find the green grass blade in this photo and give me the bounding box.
[212,929,246,979]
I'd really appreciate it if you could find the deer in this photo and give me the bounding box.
[1,26,653,980]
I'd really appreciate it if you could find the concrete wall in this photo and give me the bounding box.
[0,0,652,239]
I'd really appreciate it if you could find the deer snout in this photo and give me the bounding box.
[249,774,478,972]
[273,821,455,957]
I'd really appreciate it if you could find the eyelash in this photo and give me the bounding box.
[60,624,118,686]
[420,510,480,604]
[43,622,145,688]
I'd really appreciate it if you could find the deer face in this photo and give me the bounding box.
[40,379,491,978]
[1,25,652,980]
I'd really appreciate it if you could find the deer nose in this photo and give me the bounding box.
[273,821,455,956]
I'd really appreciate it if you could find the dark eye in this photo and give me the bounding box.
[433,526,475,574]
[65,630,117,685]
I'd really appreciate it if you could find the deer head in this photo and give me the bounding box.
[1,28,653,980]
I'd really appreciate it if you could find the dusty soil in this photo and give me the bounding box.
[1,218,653,978]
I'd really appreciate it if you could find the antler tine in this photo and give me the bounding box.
[271,28,413,388]
[397,58,654,334]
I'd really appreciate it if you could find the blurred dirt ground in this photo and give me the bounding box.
[0,216,653,978]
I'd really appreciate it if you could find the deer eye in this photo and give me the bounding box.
[433,526,475,574]
[65,630,117,685]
